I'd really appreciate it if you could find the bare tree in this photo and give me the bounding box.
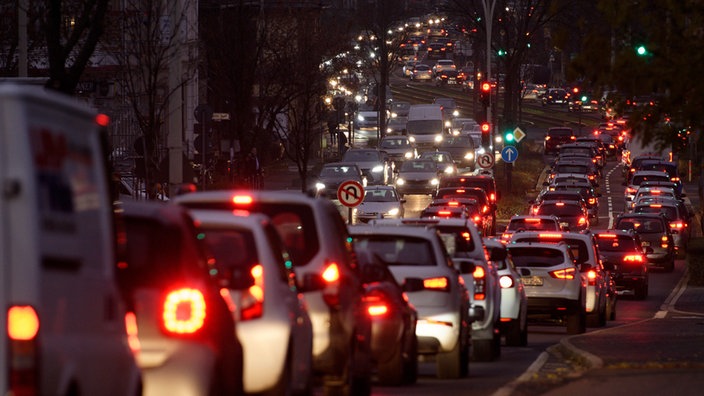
[107,0,196,197]
[43,0,110,94]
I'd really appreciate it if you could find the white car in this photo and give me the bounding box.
[349,225,473,379]
[506,241,588,334]
[484,238,528,346]
[355,185,406,222]
[510,231,610,328]
[187,210,314,395]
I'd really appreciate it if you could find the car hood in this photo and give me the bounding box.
[398,170,438,180]
[357,202,401,213]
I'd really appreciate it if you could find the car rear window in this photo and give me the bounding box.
[512,237,589,264]
[615,217,665,233]
[352,235,435,266]
[538,203,583,216]
[596,234,638,252]
[507,218,559,231]
[634,205,678,220]
[507,247,566,267]
[632,174,671,185]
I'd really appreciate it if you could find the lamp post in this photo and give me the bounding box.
[481,0,497,150]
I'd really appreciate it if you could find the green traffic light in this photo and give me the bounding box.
[581,96,587,102]
[636,45,647,56]
[505,132,515,142]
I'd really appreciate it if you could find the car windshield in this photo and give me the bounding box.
[343,150,380,162]
[507,218,559,231]
[508,247,566,267]
[352,236,435,266]
[364,189,398,202]
[320,165,358,177]
[401,160,436,172]
[615,218,665,234]
[596,234,638,252]
[380,138,410,149]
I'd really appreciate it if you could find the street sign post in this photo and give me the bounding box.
[501,146,518,163]
[337,180,365,224]
[477,153,495,169]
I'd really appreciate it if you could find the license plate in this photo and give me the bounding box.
[521,276,544,286]
[641,241,650,247]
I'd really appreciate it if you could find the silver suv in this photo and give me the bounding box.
[175,191,373,395]
[506,241,588,334]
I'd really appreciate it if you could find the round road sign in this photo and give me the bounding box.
[337,180,365,207]
[477,153,495,169]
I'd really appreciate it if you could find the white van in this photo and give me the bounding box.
[0,84,142,395]
[406,104,446,149]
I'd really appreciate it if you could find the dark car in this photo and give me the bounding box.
[355,250,420,386]
[541,88,569,106]
[394,159,441,196]
[314,162,365,199]
[436,70,464,86]
[544,127,576,155]
[613,213,676,272]
[594,230,650,300]
[427,197,490,234]
[118,201,245,395]
[426,42,447,58]
[438,135,476,169]
[434,187,495,234]
[533,200,589,232]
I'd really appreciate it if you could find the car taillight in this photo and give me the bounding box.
[7,305,39,396]
[438,210,452,216]
[538,232,563,240]
[473,215,481,224]
[670,221,684,230]
[162,288,207,334]
[623,254,644,263]
[549,267,576,280]
[424,276,450,291]
[473,266,486,300]
[363,291,390,317]
[626,187,636,194]
[661,236,669,249]
[499,275,514,288]
[588,198,596,205]
[578,217,587,225]
[241,264,265,321]
[490,193,496,202]
[124,312,141,355]
[586,269,597,286]
[322,262,341,307]
[231,195,253,205]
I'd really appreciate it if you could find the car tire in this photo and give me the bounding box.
[566,306,586,335]
[402,334,418,385]
[323,337,372,396]
[377,341,404,386]
[505,318,528,347]
[436,339,462,379]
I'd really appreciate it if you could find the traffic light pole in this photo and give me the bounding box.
[482,0,497,155]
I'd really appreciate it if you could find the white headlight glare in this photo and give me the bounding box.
[453,110,459,117]
[404,151,413,159]
[465,152,474,160]
[477,147,486,155]
[434,135,443,143]
[357,114,364,122]
[387,208,400,216]
[430,178,439,185]
[408,136,416,143]
[372,165,384,173]
[387,128,393,133]
[315,182,325,190]
[444,166,454,174]
[396,178,406,185]
[445,121,452,128]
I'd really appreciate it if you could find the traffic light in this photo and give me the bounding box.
[481,122,491,147]
[636,45,648,56]
[480,82,491,107]
[504,130,515,144]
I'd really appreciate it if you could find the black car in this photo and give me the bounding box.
[313,162,365,198]
[613,213,676,272]
[435,70,463,86]
[438,135,476,169]
[541,88,569,106]
[594,230,650,299]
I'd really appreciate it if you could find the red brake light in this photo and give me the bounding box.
[322,262,340,282]
[7,306,39,341]
[556,202,565,206]
[598,233,617,238]
[448,201,459,207]
[424,277,450,291]
[363,291,390,317]
[241,264,265,321]
[473,215,481,223]
[587,269,597,285]
[670,222,684,229]
[549,267,576,280]
[163,288,207,334]
[490,193,496,202]
[539,233,563,239]
[95,113,110,127]
[232,195,253,205]
[623,254,644,263]
[649,204,662,208]
[124,312,141,355]
[438,210,452,216]
[473,266,485,279]
[461,231,471,241]
[578,217,587,225]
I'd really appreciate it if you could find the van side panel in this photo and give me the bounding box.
[0,85,140,396]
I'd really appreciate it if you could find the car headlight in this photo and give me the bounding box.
[408,136,416,143]
[404,151,414,159]
[464,152,474,160]
[396,178,406,185]
[315,182,325,190]
[387,127,393,133]
[386,208,400,216]
[430,178,439,185]
[445,121,452,128]
[477,147,486,155]
[452,110,459,117]
[357,114,365,122]
[434,135,443,143]
[444,166,455,174]
[372,165,384,173]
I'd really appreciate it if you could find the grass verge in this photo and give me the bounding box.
[495,149,546,220]
[686,237,704,286]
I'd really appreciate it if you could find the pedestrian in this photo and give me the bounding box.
[244,147,262,189]
[339,132,348,155]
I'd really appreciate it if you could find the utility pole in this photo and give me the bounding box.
[482,0,497,151]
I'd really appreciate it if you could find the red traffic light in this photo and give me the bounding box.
[572,87,580,94]
[481,122,491,133]
[481,82,491,92]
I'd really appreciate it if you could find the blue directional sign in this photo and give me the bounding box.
[501,145,519,163]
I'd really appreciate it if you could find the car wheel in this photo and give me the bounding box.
[436,340,462,379]
[402,333,418,385]
[377,341,404,386]
[505,318,527,347]
[323,337,371,396]
[566,306,586,335]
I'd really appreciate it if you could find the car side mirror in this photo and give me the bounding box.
[299,273,326,292]
[469,304,485,323]
[402,277,425,292]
